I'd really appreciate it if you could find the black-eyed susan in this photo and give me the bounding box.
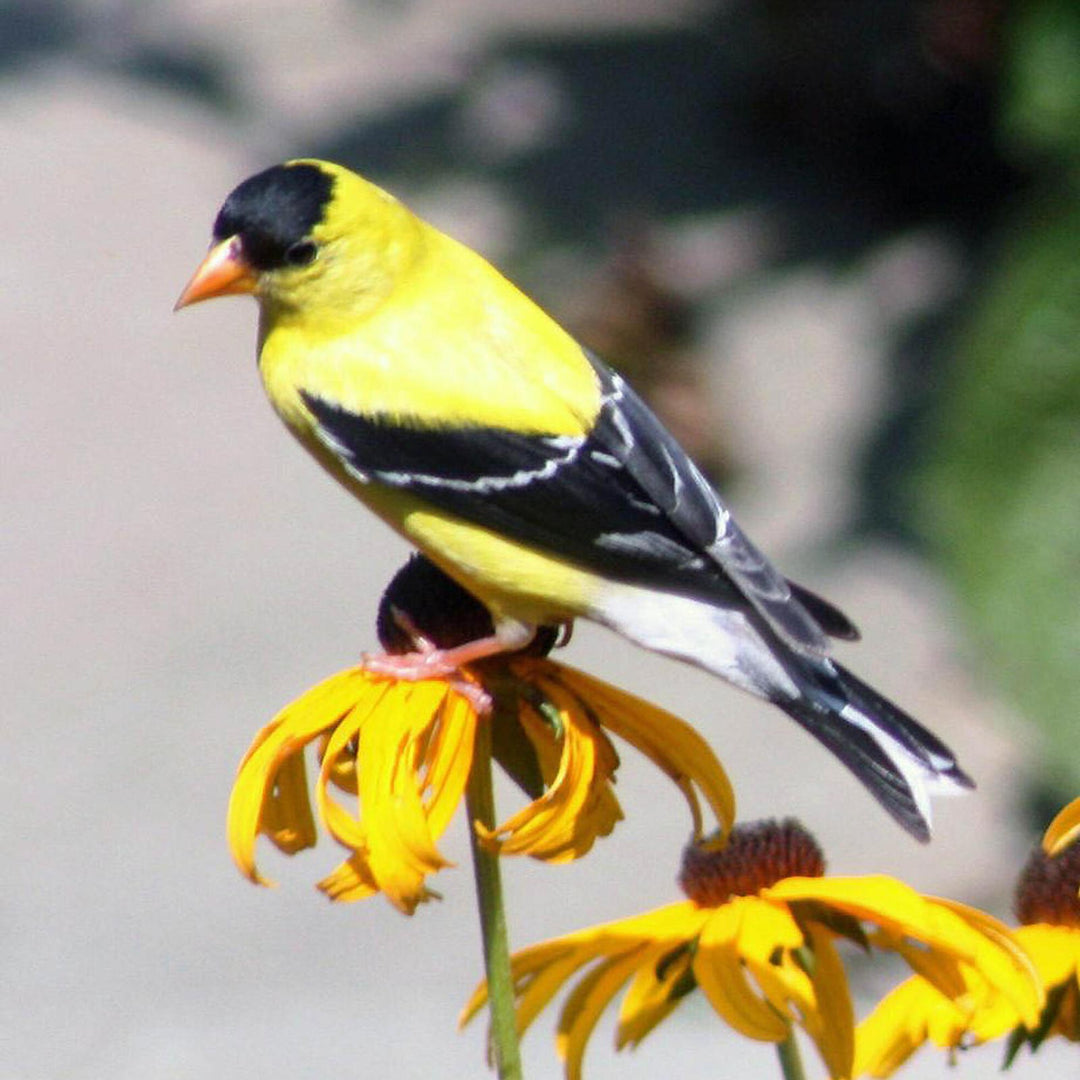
[854,802,1080,1077]
[1003,818,1080,1058]
[227,556,734,915]
[462,819,1041,1080]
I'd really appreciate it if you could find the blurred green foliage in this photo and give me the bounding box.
[1000,0,1080,165]
[923,0,1080,791]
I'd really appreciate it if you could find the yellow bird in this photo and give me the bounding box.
[177,159,971,839]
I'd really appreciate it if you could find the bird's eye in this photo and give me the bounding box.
[283,240,318,267]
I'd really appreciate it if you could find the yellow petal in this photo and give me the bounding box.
[316,853,380,903]
[1014,924,1080,989]
[770,876,1042,1028]
[460,902,706,1032]
[534,661,736,839]
[800,923,855,1080]
[227,668,383,885]
[854,976,938,1078]
[317,730,358,795]
[869,934,965,1000]
[616,944,694,1050]
[257,751,317,856]
[694,900,791,1042]
[359,684,457,911]
[482,682,612,862]
[932,895,1039,985]
[557,948,651,1080]
[462,942,607,1042]
[316,694,380,851]
[419,692,479,838]
[1043,796,1080,856]
[736,898,805,960]
[460,943,578,1032]
[515,692,624,860]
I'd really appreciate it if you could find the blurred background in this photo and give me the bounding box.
[3,0,1079,1076]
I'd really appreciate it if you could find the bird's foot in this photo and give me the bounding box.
[362,648,496,714]
[361,609,542,713]
[363,616,525,714]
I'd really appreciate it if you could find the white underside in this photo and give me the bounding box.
[590,581,801,699]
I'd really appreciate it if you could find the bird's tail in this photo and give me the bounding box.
[780,662,973,842]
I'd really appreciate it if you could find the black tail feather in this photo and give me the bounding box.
[779,663,972,842]
[782,696,934,842]
[788,581,861,642]
[832,663,974,789]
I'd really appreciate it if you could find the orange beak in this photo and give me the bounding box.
[174,236,258,310]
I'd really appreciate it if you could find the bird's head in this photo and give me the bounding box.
[175,159,423,322]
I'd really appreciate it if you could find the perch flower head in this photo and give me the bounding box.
[227,556,734,914]
[463,818,1041,1080]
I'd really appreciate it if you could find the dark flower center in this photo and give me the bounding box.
[679,818,825,907]
[1014,842,1080,928]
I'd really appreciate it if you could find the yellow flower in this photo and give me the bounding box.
[1007,822,1080,1054]
[462,820,1039,1080]
[856,801,1080,1076]
[227,557,734,915]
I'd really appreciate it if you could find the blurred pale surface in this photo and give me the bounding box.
[1,9,1063,1077]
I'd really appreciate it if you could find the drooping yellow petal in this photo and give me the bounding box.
[869,934,966,1001]
[510,687,623,859]
[227,668,387,885]
[316,691,383,852]
[694,899,791,1042]
[854,977,943,1078]
[855,947,1042,1080]
[257,751,318,856]
[460,902,707,1033]
[479,681,615,862]
[616,944,694,1050]
[557,948,652,1080]
[418,692,479,839]
[768,876,930,932]
[317,852,381,903]
[460,944,581,1034]
[732,906,856,1076]
[534,661,735,839]
[768,876,1042,1028]
[305,678,476,915]
[358,683,460,912]
[933,895,1041,991]
[1043,796,1080,856]
[736,897,805,960]
[317,729,358,795]
[800,923,855,1080]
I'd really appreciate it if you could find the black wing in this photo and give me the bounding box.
[303,351,840,657]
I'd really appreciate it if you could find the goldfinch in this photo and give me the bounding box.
[177,159,971,840]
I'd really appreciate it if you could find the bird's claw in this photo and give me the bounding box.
[360,650,494,714]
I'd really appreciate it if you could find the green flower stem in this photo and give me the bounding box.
[466,715,523,1080]
[776,1032,807,1080]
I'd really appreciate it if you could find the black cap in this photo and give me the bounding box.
[212,162,334,271]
